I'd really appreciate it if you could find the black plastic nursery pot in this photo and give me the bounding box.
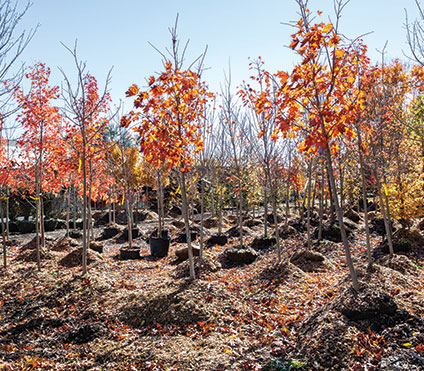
[150,237,170,258]
[120,247,141,260]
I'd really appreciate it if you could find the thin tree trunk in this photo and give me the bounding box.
[199,173,205,257]
[270,178,281,263]
[157,172,164,236]
[40,197,45,250]
[35,193,41,271]
[356,128,372,265]
[73,184,77,230]
[238,179,244,247]
[324,147,359,291]
[126,189,133,249]
[1,200,6,269]
[66,187,70,237]
[264,181,268,237]
[218,186,223,235]
[82,145,88,275]
[318,161,324,241]
[5,187,9,240]
[306,159,313,250]
[180,171,195,280]
[375,171,394,255]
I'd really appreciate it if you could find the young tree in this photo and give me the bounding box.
[61,44,111,275]
[14,62,63,271]
[123,18,214,279]
[270,1,370,291]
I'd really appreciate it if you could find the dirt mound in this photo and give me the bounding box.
[256,259,307,284]
[20,235,56,252]
[172,219,185,229]
[173,256,222,279]
[119,280,241,328]
[293,276,424,369]
[290,249,328,272]
[378,254,420,276]
[58,247,103,268]
[16,247,53,263]
[51,236,79,252]
[226,225,251,238]
[203,217,218,229]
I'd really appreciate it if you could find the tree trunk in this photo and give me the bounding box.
[1,200,6,269]
[73,184,77,230]
[306,159,313,250]
[318,161,324,241]
[264,179,268,237]
[270,177,281,263]
[218,186,223,235]
[324,147,359,291]
[180,171,195,280]
[40,197,45,250]
[5,187,9,240]
[374,168,393,256]
[126,189,133,249]
[356,128,372,265]
[199,173,205,257]
[157,172,164,236]
[66,187,70,237]
[82,146,88,275]
[238,180,244,247]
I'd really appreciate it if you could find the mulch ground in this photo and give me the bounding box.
[0,215,423,370]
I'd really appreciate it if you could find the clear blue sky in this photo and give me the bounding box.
[16,0,422,108]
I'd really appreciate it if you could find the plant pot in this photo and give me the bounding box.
[150,237,170,258]
[208,234,228,246]
[120,247,141,260]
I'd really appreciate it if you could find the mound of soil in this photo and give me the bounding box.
[173,256,221,279]
[293,272,424,369]
[344,209,361,223]
[175,245,201,261]
[51,236,79,252]
[203,217,218,229]
[16,247,53,263]
[172,220,185,229]
[370,217,396,236]
[226,225,251,238]
[278,225,297,239]
[20,235,56,252]
[378,254,420,276]
[119,280,241,328]
[266,213,282,224]
[290,249,328,272]
[224,246,258,264]
[89,241,103,253]
[69,230,82,239]
[59,247,103,268]
[243,217,262,228]
[257,259,306,284]
[251,236,276,250]
[97,223,122,240]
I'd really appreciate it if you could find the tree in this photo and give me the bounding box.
[14,62,63,271]
[61,44,111,275]
[123,18,214,280]
[269,1,370,291]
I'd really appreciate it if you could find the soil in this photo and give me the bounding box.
[289,249,329,272]
[58,247,103,268]
[0,212,423,370]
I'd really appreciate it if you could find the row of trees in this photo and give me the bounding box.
[0,0,423,291]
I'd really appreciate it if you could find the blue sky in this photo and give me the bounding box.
[16,0,422,109]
